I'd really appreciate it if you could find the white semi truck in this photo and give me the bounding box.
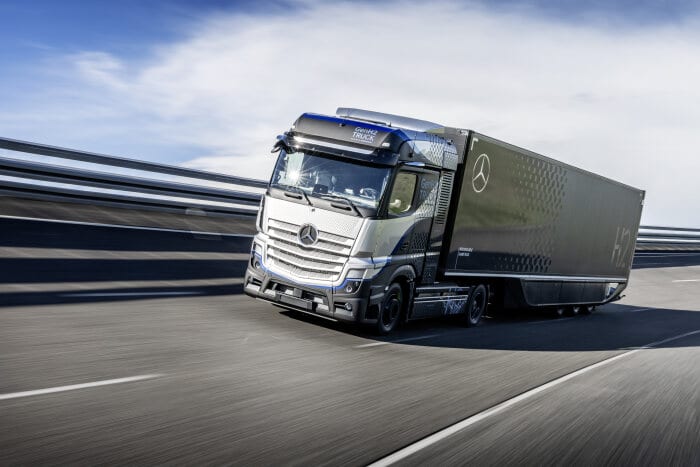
[244,108,644,333]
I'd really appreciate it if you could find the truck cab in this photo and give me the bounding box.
[244,108,465,333]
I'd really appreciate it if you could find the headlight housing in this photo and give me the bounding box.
[251,242,263,270]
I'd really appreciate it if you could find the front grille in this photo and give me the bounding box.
[267,218,354,281]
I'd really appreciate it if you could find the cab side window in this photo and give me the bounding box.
[388,172,417,215]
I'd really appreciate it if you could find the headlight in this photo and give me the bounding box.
[251,242,264,270]
[346,269,366,279]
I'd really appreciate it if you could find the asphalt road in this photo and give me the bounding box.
[1,217,700,465]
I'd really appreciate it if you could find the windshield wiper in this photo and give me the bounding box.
[281,186,311,205]
[319,194,361,216]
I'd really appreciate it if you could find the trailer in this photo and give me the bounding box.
[244,108,644,333]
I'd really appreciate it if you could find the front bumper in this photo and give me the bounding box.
[244,264,383,324]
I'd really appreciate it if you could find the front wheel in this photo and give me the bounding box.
[375,282,403,335]
[464,284,488,327]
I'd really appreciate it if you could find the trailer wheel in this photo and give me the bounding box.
[581,305,595,315]
[375,282,403,335]
[552,307,566,318]
[567,305,581,316]
[464,284,488,327]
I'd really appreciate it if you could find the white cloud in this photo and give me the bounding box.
[6,1,700,226]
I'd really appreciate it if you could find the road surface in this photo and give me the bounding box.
[1,218,699,465]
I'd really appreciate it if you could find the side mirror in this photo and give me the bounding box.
[271,134,291,154]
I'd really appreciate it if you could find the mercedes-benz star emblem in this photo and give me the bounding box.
[298,223,319,247]
[471,153,491,193]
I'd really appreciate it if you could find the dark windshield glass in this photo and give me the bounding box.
[271,150,391,209]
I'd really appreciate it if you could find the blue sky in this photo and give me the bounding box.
[1,0,700,226]
[0,0,314,162]
[489,0,699,23]
[0,1,275,49]
[2,0,696,65]
[1,0,222,161]
[0,0,298,61]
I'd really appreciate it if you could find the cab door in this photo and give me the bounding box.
[378,167,440,281]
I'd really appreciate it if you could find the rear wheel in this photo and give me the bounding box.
[581,304,595,315]
[567,305,581,316]
[552,306,566,318]
[464,284,488,327]
[375,282,403,335]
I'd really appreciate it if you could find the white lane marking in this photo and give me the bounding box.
[0,214,254,237]
[672,279,700,282]
[60,291,201,298]
[368,328,700,467]
[355,334,444,348]
[0,374,163,401]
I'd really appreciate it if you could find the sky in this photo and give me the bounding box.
[1,0,699,227]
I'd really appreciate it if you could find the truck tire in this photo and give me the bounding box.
[375,282,403,335]
[581,305,595,315]
[567,305,581,316]
[464,284,488,327]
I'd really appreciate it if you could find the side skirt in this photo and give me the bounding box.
[410,283,471,320]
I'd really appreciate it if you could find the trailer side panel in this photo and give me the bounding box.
[444,133,644,287]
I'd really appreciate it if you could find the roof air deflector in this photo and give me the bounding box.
[336,107,445,133]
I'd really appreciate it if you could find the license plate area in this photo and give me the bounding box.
[277,292,313,311]
[268,281,331,315]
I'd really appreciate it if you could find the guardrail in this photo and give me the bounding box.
[2,136,699,249]
[0,137,265,218]
[637,226,700,251]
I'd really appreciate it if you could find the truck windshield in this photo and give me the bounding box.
[271,150,391,210]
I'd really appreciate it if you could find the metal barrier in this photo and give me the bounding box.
[0,137,265,218]
[637,225,700,251]
[2,136,699,249]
